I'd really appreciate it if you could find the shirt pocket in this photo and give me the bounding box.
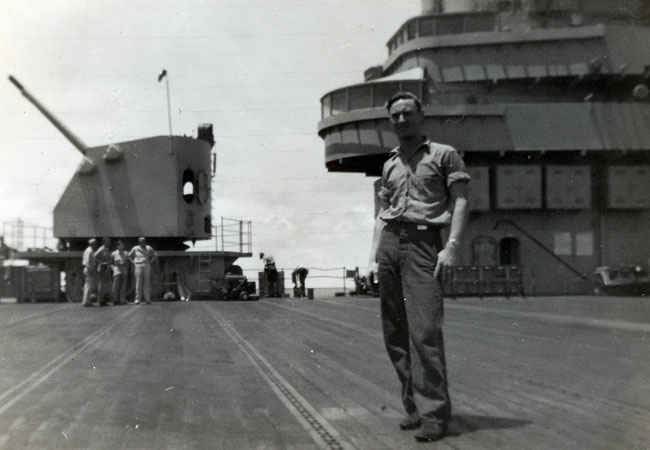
[412,174,445,202]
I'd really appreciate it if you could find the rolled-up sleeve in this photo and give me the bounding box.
[378,185,391,208]
[442,147,471,187]
[377,166,392,208]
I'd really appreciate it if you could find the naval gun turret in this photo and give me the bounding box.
[10,76,252,302]
[10,75,214,252]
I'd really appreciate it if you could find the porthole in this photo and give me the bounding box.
[182,169,196,203]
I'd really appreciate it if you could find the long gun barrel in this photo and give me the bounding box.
[8,75,88,155]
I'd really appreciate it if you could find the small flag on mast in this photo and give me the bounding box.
[157,69,167,82]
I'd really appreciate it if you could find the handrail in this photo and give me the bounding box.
[493,219,589,281]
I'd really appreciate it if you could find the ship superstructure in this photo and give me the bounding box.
[318,0,650,294]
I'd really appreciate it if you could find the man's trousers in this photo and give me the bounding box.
[97,267,112,305]
[265,269,279,297]
[376,221,451,426]
[82,271,97,306]
[112,273,127,305]
[134,264,151,303]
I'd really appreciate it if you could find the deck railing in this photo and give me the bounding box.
[214,217,253,254]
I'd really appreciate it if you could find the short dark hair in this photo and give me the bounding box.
[386,91,422,113]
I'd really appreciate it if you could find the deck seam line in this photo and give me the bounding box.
[0,307,137,416]
[1,304,75,333]
[203,303,356,450]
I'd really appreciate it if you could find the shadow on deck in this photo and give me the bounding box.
[449,414,531,436]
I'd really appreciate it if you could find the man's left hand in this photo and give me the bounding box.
[434,246,459,280]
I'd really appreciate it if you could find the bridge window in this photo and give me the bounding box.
[373,83,396,107]
[321,95,331,119]
[437,15,464,35]
[419,18,435,36]
[331,91,347,115]
[349,86,372,110]
[407,21,417,40]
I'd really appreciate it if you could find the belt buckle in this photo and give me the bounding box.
[416,224,427,231]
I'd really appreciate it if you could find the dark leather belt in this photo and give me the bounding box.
[385,221,441,233]
[384,221,443,249]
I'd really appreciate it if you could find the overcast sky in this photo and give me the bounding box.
[0,0,421,285]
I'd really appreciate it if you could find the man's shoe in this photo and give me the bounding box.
[399,416,422,430]
[134,300,141,305]
[414,422,447,442]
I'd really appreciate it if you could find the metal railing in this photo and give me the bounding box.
[213,217,252,254]
[2,217,253,256]
[241,266,366,295]
[2,219,57,252]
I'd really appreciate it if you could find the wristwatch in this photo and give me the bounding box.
[446,238,460,249]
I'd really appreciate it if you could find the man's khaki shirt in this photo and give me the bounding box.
[129,245,156,266]
[111,249,129,276]
[378,139,470,226]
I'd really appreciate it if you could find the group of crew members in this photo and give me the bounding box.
[82,237,157,306]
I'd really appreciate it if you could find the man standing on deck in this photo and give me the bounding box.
[129,237,157,304]
[94,237,112,306]
[260,253,279,297]
[81,238,99,306]
[371,91,470,443]
[111,240,129,305]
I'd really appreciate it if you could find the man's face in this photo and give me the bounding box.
[388,98,423,139]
